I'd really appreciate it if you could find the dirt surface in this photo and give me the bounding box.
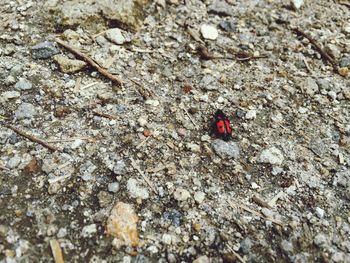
[1,0,350,262]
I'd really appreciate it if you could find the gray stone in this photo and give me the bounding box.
[105,28,125,45]
[108,182,120,193]
[1,91,20,101]
[113,160,126,175]
[340,56,350,68]
[208,0,233,16]
[314,233,328,247]
[127,178,149,199]
[200,75,217,90]
[240,237,252,254]
[258,147,284,165]
[31,41,59,59]
[316,78,331,90]
[245,109,256,120]
[6,156,21,169]
[292,0,304,9]
[219,20,236,32]
[302,78,319,96]
[281,240,294,253]
[14,78,32,90]
[211,139,240,159]
[194,191,205,204]
[315,207,325,218]
[333,170,349,187]
[81,224,97,237]
[15,103,36,119]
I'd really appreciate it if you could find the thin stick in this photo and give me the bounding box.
[130,157,158,195]
[50,239,65,263]
[73,77,81,94]
[252,195,272,209]
[92,111,119,120]
[0,165,10,171]
[303,58,311,72]
[55,38,123,86]
[227,244,246,263]
[1,122,58,152]
[81,82,99,90]
[228,200,283,226]
[293,28,339,72]
[268,191,285,208]
[182,107,198,129]
[46,137,93,143]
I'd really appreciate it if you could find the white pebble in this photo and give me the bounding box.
[245,110,257,120]
[200,24,218,40]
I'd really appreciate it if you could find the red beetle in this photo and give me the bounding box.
[211,110,232,141]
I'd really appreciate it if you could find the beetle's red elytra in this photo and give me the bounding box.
[212,110,232,141]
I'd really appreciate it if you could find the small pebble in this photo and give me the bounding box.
[258,147,284,165]
[173,188,190,201]
[200,24,218,40]
[194,191,205,204]
[108,182,120,193]
[245,110,257,120]
[186,143,201,153]
[15,103,36,119]
[31,41,59,59]
[14,78,32,90]
[6,156,21,169]
[127,178,149,199]
[315,207,325,218]
[105,28,126,45]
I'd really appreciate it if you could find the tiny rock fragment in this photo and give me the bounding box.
[31,41,59,59]
[194,191,205,204]
[291,0,304,9]
[15,78,32,90]
[173,188,191,201]
[105,28,126,45]
[127,178,149,199]
[24,158,40,174]
[106,202,139,248]
[245,109,257,120]
[53,54,87,73]
[81,224,97,237]
[193,255,210,263]
[338,67,349,78]
[200,24,218,40]
[258,147,284,165]
[211,139,240,159]
[50,239,64,263]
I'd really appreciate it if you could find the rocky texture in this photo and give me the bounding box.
[106,202,139,248]
[53,55,87,73]
[1,0,349,262]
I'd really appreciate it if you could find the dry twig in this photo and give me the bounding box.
[227,244,246,263]
[228,200,283,226]
[130,157,158,195]
[252,195,272,209]
[293,28,339,73]
[92,111,119,120]
[50,239,65,263]
[1,122,58,152]
[55,38,123,86]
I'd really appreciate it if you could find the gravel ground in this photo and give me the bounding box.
[1,0,350,262]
